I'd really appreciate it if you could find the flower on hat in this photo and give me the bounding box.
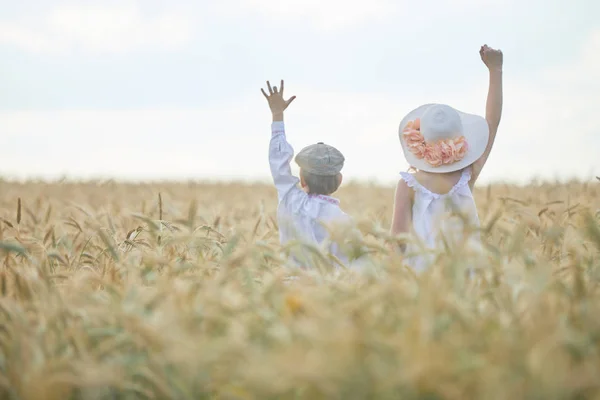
[402,118,469,167]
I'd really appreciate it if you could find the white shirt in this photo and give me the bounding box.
[269,121,357,268]
[400,167,482,273]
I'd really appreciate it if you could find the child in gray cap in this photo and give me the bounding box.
[261,80,362,270]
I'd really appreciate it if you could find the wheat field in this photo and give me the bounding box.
[0,177,599,400]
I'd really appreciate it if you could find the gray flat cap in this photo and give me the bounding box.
[295,142,345,176]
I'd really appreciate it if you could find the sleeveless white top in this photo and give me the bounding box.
[399,167,481,273]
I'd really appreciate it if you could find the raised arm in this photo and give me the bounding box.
[471,45,503,185]
[261,80,301,202]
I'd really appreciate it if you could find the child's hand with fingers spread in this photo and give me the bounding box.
[480,45,503,71]
[261,80,297,122]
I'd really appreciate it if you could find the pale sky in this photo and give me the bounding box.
[0,0,598,185]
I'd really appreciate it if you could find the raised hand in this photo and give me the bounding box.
[471,44,504,186]
[261,80,296,122]
[480,45,503,71]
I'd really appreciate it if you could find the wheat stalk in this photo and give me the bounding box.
[0,178,594,398]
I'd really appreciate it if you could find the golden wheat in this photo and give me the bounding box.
[0,178,598,399]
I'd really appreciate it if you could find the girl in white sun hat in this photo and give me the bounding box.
[390,44,503,275]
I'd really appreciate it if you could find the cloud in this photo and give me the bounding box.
[1,65,596,185]
[221,0,516,32]
[2,23,598,184]
[0,4,193,55]
[0,8,596,185]
[224,0,397,31]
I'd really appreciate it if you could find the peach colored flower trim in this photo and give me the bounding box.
[402,118,469,167]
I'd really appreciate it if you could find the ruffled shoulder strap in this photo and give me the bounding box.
[447,167,472,196]
[400,167,472,199]
[399,171,436,198]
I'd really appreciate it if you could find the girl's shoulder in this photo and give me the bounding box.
[399,168,472,198]
[396,174,415,203]
[399,171,418,188]
[399,170,435,195]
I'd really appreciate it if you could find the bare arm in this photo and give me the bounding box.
[472,45,504,186]
[390,179,412,252]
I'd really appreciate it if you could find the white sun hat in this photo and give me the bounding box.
[398,103,490,173]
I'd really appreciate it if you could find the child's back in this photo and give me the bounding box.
[398,168,481,272]
[261,80,359,269]
[276,191,350,248]
[391,44,503,274]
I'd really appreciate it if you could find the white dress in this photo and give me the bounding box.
[399,167,482,273]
